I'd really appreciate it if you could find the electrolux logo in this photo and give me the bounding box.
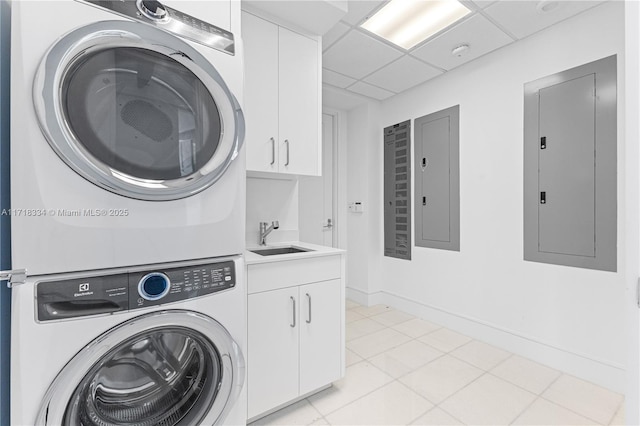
[74,282,94,298]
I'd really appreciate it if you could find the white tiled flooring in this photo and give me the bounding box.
[250,301,625,426]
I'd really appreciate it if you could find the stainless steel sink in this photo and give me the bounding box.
[250,246,312,256]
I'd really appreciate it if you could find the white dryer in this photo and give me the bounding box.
[11,256,246,425]
[10,0,246,275]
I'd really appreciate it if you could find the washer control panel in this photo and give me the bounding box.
[36,260,236,322]
[79,0,235,55]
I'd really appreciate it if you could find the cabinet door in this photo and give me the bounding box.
[278,27,320,176]
[299,279,342,395]
[248,287,299,418]
[242,12,280,173]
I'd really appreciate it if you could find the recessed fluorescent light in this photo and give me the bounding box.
[361,0,471,50]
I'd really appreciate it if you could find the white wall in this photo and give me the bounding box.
[624,1,640,421]
[246,177,299,246]
[348,2,626,392]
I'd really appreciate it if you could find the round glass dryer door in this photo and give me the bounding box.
[36,311,245,426]
[34,21,244,201]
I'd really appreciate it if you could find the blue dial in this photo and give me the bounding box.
[138,272,170,301]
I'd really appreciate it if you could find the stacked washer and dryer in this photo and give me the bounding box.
[8,1,247,424]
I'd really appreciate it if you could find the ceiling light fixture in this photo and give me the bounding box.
[360,0,471,50]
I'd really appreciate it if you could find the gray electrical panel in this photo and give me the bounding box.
[414,106,460,251]
[524,55,617,272]
[384,120,411,260]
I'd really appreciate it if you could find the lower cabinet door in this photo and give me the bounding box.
[248,287,300,418]
[299,279,342,395]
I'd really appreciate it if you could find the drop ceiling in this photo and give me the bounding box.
[323,0,605,102]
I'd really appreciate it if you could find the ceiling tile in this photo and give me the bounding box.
[323,30,403,79]
[323,84,369,110]
[364,56,442,93]
[347,81,395,100]
[483,1,605,40]
[341,0,386,25]
[323,22,351,51]
[323,69,357,88]
[411,14,512,70]
[468,0,496,9]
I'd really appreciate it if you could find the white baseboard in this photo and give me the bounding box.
[345,286,625,394]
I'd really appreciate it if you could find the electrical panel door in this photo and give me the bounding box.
[414,106,460,251]
[524,55,616,271]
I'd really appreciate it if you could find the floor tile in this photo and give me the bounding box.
[440,374,536,425]
[346,318,387,341]
[542,374,623,424]
[490,355,561,394]
[610,401,625,425]
[326,381,433,425]
[345,349,363,367]
[352,304,393,317]
[370,309,415,327]
[392,318,441,339]
[346,299,360,310]
[399,354,483,404]
[307,361,393,416]
[346,310,366,324]
[310,417,329,425]
[250,399,324,425]
[410,407,463,425]
[369,340,443,379]
[512,397,598,425]
[450,340,511,371]
[347,328,412,359]
[418,328,472,352]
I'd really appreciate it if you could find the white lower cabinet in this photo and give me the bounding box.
[299,280,342,395]
[247,256,344,420]
[248,286,300,417]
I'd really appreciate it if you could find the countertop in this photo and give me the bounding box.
[244,241,345,265]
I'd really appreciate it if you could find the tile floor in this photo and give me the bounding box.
[250,301,625,426]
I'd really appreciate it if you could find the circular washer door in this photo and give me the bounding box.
[36,311,245,426]
[34,21,245,201]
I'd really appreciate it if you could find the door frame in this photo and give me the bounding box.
[322,108,346,250]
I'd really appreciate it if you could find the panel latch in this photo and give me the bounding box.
[0,269,27,288]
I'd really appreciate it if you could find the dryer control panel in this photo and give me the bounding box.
[36,260,236,322]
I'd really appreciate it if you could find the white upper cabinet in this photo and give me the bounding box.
[242,12,321,176]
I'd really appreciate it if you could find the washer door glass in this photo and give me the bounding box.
[34,21,244,201]
[63,47,221,181]
[64,327,220,426]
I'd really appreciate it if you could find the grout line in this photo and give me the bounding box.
[434,404,468,425]
[607,398,625,426]
[507,394,539,425]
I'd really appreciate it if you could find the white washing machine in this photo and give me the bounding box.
[10,0,246,275]
[11,256,247,425]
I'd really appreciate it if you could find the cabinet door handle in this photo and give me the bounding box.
[285,139,290,166]
[306,293,312,324]
[290,296,296,328]
[270,137,275,165]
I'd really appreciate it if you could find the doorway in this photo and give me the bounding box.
[299,113,338,247]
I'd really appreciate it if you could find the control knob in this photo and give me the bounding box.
[138,272,171,301]
[137,0,168,20]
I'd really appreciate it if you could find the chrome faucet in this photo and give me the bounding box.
[259,221,280,246]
